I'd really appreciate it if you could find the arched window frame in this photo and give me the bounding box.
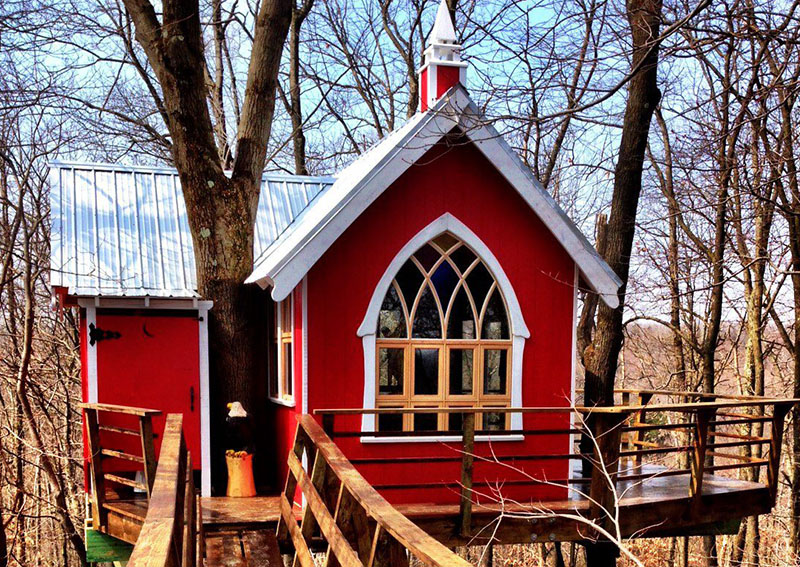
[358,214,529,438]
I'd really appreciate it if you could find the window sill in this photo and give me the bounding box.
[359,434,524,444]
[268,396,296,408]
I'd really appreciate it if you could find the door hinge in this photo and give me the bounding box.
[89,323,122,346]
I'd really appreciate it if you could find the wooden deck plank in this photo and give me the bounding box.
[242,531,283,567]
[205,532,246,567]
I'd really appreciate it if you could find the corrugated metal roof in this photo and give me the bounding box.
[49,162,335,297]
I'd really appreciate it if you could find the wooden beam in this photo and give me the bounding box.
[459,412,475,538]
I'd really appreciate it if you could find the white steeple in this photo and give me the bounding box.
[418,0,467,112]
[430,0,457,44]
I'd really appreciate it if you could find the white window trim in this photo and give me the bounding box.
[358,213,529,436]
[271,294,296,407]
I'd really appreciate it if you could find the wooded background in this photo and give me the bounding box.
[2,0,800,565]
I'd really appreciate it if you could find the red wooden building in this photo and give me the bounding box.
[51,1,620,503]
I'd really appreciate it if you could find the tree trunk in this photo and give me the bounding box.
[580,0,662,564]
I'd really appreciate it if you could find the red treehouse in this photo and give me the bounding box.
[52,2,795,560]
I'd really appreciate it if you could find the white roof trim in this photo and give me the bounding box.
[247,86,621,308]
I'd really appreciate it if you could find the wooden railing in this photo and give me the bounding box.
[277,414,472,567]
[81,403,160,533]
[127,413,200,567]
[316,392,797,538]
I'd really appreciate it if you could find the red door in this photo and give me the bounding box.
[94,310,202,470]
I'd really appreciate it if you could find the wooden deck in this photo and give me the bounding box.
[199,463,768,549]
[204,530,282,567]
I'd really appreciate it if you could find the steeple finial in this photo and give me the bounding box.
[418,0,467,112]
[429,0,457,45]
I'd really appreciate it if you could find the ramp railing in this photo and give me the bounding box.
[277,414,472,567]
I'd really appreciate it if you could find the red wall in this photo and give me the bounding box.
[303,139,577,505]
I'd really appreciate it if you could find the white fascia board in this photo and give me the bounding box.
[453,96,622,307]
[248,86,621,308]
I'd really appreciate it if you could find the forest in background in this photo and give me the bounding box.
[3,0,800,565]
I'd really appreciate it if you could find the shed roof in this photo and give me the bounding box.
[247,86,622,308]
[49,162,334,298]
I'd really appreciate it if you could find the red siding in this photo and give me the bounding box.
[436,65,460,98]
[305,139,576,505]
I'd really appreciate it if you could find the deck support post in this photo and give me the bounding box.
[459,412,476,538]
[689,407,715,503]
[767,403,791,504]
[139,415,157,497]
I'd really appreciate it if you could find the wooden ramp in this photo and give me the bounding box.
[204,530,282,567]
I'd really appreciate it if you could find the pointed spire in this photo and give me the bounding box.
[429,0,457,45]
[418,0,467,112]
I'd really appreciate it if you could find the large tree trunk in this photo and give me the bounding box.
[122,0,293,491]
[581,0,662,564]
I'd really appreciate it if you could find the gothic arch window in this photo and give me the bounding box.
[375,232,512,432]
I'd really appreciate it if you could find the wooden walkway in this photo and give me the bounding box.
[204,530,282,567]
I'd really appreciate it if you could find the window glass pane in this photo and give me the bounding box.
[467,262,494,313]
[432,232,459,253]
[412,285,442,338]
[414,348,439,395]
[414,244,440,272]
[483,349,507,395]
[414,412,438,432]
[484,411,506,431]
[396,259,424,310]
[447,285,476,339]
[378,413,403,432]
[449,349,474,395]
[481,288,510,339]
[448,412,464,432]
[283,342,293,395]
[378,284,407,338]
[432,260,459,311]
[281,298,292,331]
[450,245,476,275]
[378,348,405,395]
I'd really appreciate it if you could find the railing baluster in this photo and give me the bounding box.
[84,408,107,531]
[767,403,791,504]
[459,411,475,538]
[139,415,157,497]
[689,407,715,503]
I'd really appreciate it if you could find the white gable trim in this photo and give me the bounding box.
[248,87,621,308]
[359,214,526,433]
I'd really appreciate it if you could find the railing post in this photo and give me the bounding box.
[459,411,475,538]
[767,403,791,504]
[689,407,715,503]
[633,392,653,469]
[84,407,107,530]
[139,415,157,497]
[588,412,627,534]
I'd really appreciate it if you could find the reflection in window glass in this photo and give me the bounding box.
[447,285,475,339]
[482,288,509,339]
[449,349,474,395]
[484,349,507,395]
[378,284,407,338]
[379,348,404,395]
[414,349,439,395]
[412,285,442,338]
[484,411,506,431]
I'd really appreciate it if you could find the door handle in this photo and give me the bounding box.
[190,386,195,412]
